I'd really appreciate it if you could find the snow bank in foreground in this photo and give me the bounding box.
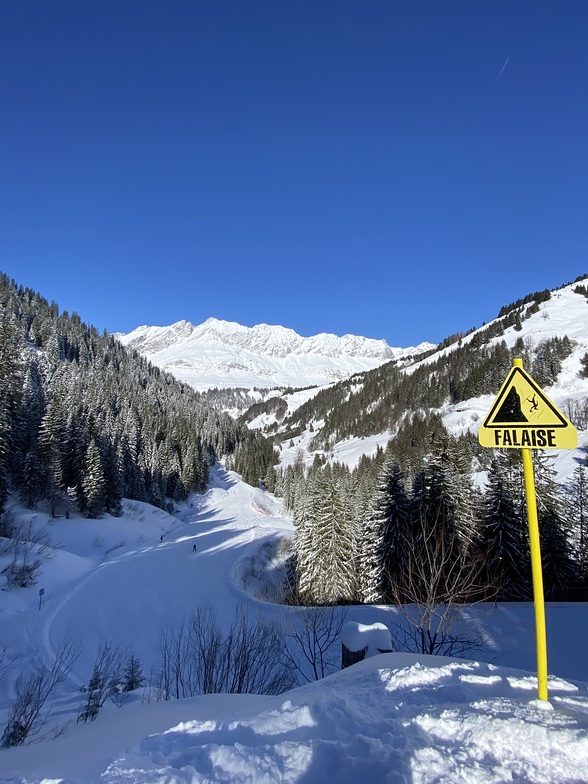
[102,655,588,784]
[1,466,587,784]
[5,654,578,784]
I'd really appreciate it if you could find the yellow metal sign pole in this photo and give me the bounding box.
[521,446,548,700]
[514,359,549,701]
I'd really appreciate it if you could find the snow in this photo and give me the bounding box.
[341,621,392,656]
[1,463,588,783]
[121,283,588,486]
[3,282,588,782]
[91,658,588,784]
[117,318,432,391]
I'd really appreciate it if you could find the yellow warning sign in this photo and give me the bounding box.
[478,364,578,449]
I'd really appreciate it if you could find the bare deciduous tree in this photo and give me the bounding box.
[278,601,348,683]
[388,511,493,658]
[155,617,196,700]
[223,604,294,694]
[1,638,80,747]
[77,639,126,723]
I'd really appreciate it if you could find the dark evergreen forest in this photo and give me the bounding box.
[266,279,588,607]
[280,438,587,609]
[0,273,276,520]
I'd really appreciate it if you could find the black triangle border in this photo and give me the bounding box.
[482,366,568,429]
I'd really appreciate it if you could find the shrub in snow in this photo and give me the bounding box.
[4,561,40,588]
[78,640,126,723]
[1,638,80,747]
[1,514,52,589]
[153,602,295,700]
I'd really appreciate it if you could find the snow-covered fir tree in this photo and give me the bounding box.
[357,459,410,604]
[479,452,531,600]
[566,465,588,582]
[81,438,108,519]
[533,453,576,597]
[293,470,355,604]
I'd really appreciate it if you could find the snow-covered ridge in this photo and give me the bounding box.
[273,280,588,479]
[117,317,435,391]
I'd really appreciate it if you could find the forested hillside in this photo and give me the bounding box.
[0,273,275,524]
[280,440,587,626]
[262,277,588,616]
[265,283,585,454]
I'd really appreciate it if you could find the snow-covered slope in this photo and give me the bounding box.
[117,317,435,391]
[120,284,588,482]
[277,281,588,480]
[436,283,588,436]
[416,282,588,377]
[1,465,587,783]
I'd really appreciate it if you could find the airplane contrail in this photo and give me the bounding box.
[492,56,511,89]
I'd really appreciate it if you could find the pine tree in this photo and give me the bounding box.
[566,465,588,582]
[122,653,144,691]
[407,441,481,604]
[292,474,320,601]
[414,440,478,545]
[38,388,67,518]
[18,361,44,507]
[102,440,123,516]
[294,472,355,604]
[81,439,107,518]
[0,308,24,510]
[358,459,410,604]
[534,453,576,597]
[479,453,531,599]
[62,409,86,498]
[313,473,355,604]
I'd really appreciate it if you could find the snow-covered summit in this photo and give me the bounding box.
[117,317,435,391]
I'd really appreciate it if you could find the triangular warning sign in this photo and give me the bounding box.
[483,366,567,428]
[479,364,578,449]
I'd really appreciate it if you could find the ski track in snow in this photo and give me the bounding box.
[38,464,291,684]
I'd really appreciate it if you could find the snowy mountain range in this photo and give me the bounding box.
[117,284,588,486]
[117,317,435,391]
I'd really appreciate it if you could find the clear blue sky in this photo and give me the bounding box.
[1,1,586,346]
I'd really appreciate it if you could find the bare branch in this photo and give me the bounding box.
[1,637,80,747]
[77,639,125,723]
[276,589,348,683]
[387,510,493,657]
